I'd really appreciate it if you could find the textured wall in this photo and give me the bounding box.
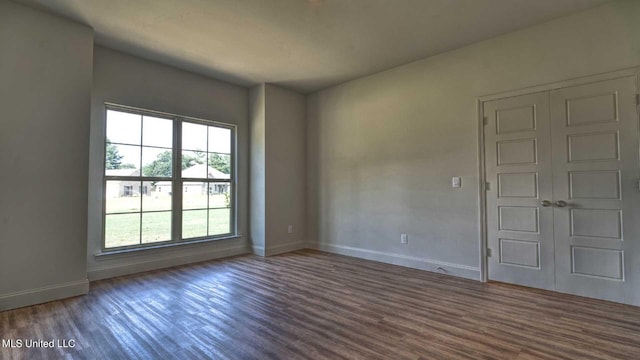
[307,0,640,279]
[88,46,249,278]
[0,0,93,310]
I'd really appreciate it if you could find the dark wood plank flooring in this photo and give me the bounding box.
[2,249,640,359]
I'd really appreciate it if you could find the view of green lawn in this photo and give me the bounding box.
[105,194,230,248]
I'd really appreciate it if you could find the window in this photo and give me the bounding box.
[103,105,235,250]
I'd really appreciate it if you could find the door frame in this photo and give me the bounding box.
[476,67,640,283]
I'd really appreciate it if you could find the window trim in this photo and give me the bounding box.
[101,103,238,253]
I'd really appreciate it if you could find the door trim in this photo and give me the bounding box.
[477,66,640,283]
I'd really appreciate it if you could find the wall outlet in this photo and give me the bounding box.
[452,176,462,188]
[400,234,408,244]
[288,225,293,234]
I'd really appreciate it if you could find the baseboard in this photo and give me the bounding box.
[265,241,307,256]
[252,245,265,256]
[88,245,249,281]
[0,279,89,312]
[309,242,481,281]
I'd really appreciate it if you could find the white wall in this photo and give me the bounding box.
[87,46,249,280]
[264,84,307,254]
[249,84,266,255]
[307,0,640,280]
[0,0,93,310]
[250,84,307,255]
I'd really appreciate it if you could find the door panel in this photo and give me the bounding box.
[484,92,555,290]
[569,170,620,199]
[497,139,537,165]
[550,76,639,303]
[497,173,538,198]
[567,132,619,162]
[498,206,538,232]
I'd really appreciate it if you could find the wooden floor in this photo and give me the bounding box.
[2,250,640,359]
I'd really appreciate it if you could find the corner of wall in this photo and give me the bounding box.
[249,84,267,254]
[0,0,93,311]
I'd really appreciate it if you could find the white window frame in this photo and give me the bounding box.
[102,103,237,252]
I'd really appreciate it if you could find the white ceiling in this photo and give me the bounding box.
[20,0,610,93]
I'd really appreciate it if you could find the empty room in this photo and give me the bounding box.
[2,0,640,358]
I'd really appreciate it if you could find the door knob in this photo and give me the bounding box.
[554,200,567,208]
[540,200,552,207]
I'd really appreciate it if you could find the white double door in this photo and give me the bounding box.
[484,75,640,304]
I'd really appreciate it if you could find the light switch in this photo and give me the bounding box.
[452,177,462,188]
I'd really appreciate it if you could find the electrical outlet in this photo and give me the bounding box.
[400,234,408,244]
[288,225,293,234]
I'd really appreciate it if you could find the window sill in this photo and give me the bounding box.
[94,235,243,259]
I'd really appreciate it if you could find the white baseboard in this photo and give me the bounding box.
[88,245,249,281]
[265,241,307,256]
[309,242,481,281]
[252,245,265,256]
[0,279,89,312]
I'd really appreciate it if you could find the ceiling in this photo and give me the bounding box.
[20,0,610,93]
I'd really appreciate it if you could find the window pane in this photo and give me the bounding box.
[183,181,208,209]
[106,110,141,145]
[182,210,207,239]
[182,151,206,178]
[142,211,172,243]
[142,147,172,177]
[105,180,141,213]
[143,183,171,211]
[143,116,173,148]
[209,183,230,208]
[105,213,140,248]
[182,122,207,151]
[209,208,231,236]
[207,153,231,179]
[105,144,140,173]
[208,126,231,154]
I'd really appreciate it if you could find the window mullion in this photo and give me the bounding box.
[139,116,144,245]
[172,117,182,242]
[206,123,210,237]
